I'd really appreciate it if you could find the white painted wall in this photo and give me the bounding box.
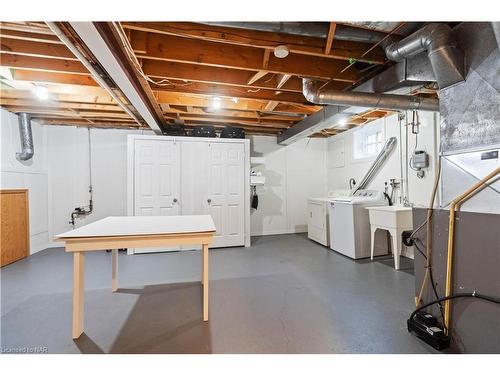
[326,111,440,258]
[327,112,440,206]
[46,126,152,242]
[249,135,327,236]
[0,108,49,254]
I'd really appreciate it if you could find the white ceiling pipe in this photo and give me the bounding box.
[69,22,162,134]
[46,22,143,128]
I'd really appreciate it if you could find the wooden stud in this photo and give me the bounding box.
[247,70,268,85]
[262,49,271,69]
[72,252,85,339]
[276,74,291,89]
[264,101,280,112]
[325,23,337,55]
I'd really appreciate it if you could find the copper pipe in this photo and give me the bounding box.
[444,166,500,334]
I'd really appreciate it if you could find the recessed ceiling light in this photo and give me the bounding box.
[33,86,49,101]
[274,45,289,59]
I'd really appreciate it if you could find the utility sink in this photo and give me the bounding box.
[366,205,414,270]
[365,205,413,228]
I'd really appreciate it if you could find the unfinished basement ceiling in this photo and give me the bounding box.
[0,21,436,136]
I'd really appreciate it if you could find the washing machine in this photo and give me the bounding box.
[307,190,350,246]
[329,189,387,259]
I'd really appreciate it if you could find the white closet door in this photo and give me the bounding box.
[180,141,209,216]
[134,139,180,252]
[208,142,245,247]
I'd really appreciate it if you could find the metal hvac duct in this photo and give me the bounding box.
[16,113,34,161]
[385,23,465,89]
[203,22,391,44]
[354,136,397,193]
[302,78,439,112]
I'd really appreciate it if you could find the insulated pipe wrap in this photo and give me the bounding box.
[16,112,34,161]
[302,78,439,112]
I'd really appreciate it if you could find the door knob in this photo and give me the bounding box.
[173,198,178,203]
[207,198,212,204]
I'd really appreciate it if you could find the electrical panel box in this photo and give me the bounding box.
[412,150,429,169]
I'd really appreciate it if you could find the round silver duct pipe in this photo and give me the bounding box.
[203,22,390,44]
[302,78,439,112]
[16,112,34,161]
[384,23,465,89]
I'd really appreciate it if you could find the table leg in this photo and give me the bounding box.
[112,249,118,292]
[72,251,85,339]
[370,226,376,260]
[202,243,209,321]
[390,229,402,270]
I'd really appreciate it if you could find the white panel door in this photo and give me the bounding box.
[180,141,209,216]
[208,142,245,247]
[134,139,180,252]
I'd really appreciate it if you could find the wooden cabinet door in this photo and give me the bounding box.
[1,189,29,267]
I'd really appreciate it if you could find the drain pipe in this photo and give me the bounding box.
[16,113,34,161]
[302,78,439,112]
[384,23,465,89]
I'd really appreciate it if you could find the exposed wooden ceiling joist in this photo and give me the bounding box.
[0,21,398,135]
[120,22,387,64]
[130,30,359,82]
[325,22,337,55]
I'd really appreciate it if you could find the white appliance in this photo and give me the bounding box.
[329,189,387,259]
[307,190,350,246]
[128,135,250,253]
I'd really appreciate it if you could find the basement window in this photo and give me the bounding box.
[352,120,384,160]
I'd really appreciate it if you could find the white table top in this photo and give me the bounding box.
[56,215,216,239]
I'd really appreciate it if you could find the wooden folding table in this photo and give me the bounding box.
[55,215,215,339]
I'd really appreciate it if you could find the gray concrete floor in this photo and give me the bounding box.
[1,234,435,354]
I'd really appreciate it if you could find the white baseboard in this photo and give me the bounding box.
[251,229,307,236]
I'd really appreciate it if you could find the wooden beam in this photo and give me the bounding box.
[325,23,337,55]
[167,114,291,129]
[0,22,53,35]
[276,74,291,89]
[131,30,359,82]
[184,122,282,134]
[262,49,271,69]
[247,70,268,85]
[121,22,387,65]
[264,101,280,112]
[10,69,98,86]
[0,54,88,74]
[92,22,168,131]
[128,30,148,54]
[0,98,124,113]
[153,91,318,114]
[3,106,131,119]
[37,119,143,128]
[0,29,62,44]
[150,80,314,105]
[142,59,342,92]
[0,37,77,60]
[165,106,304,121]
